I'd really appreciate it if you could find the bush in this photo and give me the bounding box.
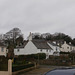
[34,53,46,60]
[40,59,71,66]
[12,63,35,72]
[60,52,70,54]
[0,57,8,71]
[41,55,72,66]
[16,53,46,61]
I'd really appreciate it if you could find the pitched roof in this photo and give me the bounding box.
[15,39,52,50]
[32,39,52,49]
[16,41,28,48]
[48,41,58,46]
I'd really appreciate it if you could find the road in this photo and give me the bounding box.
[17,65,56,75]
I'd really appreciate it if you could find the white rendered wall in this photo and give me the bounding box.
[60,43,71,52]
[14,41,38,55]
[47,43,60,55]
[24,41,39,54]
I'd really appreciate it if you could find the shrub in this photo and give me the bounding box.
[12,63,34,72]
[34,53,46,60]
[0,57,8,71]
[16,53,46,61]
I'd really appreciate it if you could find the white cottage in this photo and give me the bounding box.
[47,41,60,56]
[60,41,75,52]
[14,33,52,59]
[0,42,7,57]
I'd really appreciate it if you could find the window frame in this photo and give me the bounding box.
[1,47,4,52]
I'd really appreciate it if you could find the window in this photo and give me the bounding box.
[56,47,57,50]
[1,47,4,52]
[67,47,69,49]
[46,50,48,52]
[70,47,72,50]
[49,50,51,52]
[17,49,20,52]
[40,49,42,52]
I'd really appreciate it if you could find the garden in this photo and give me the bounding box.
[40,52,75,66]
[12,53,46,72]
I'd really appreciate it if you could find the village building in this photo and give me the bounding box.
[0,42,7,57]
[47,41,60,56]
[14,33,52,59]
[60,41,75,52]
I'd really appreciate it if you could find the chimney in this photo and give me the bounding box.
[28,32,32,41]
[69,42,71,44]
[64,41,66,44]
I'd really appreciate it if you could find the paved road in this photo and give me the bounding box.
[17,65,56,75]
[17,65,74,75]
[45,68,75,75]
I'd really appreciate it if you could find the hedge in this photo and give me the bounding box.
[40,59,71,66]
[12,63,35,72]
[60,52,70,54]
[0,56,8,71]
[15,53,46,62]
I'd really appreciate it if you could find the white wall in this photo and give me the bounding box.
[60,43,71,52]
[47,43,60,56]
[14,41,38,55]
[24,41,39,54]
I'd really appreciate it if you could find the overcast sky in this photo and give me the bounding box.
[0,0,75,39]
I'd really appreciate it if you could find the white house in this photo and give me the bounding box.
[0,42,7,57]
[47,41,60,56]
[60,41,75,52]
[14,33,52,59]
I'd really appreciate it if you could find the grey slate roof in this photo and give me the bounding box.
[48,41,58,46]
[16,39,52,50]
[16,41,28,48]
[32,39,52,49]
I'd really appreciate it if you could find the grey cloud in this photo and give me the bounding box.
[0,0,75,38]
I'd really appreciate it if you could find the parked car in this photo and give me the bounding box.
[44,67,75,75]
